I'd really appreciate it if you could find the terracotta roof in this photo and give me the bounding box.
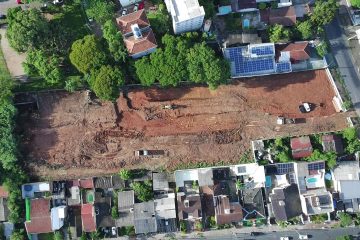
[116,9,150,35]
[81,204,96,232]
[0,186,9,198]
[276,42,311,62]
[124,29,157,56]
[290,136,313,159]
[177,194,202,220]
[25,199,52,234]
[80,178,94,189]
[269,6,296,26]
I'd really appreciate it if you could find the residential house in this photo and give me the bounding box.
[117,190,135,227]
[296,161,334,217]
[116,10,157,59]
[269,6,296,26]
[265,163,303,221]
[22,182,50,199]
[0,186,9,223]
[224,43,292,78]
[152,172,177,233]
[177,192,202,223]
[25,198,67,234]
[333,158,360,212]
[134,201,157,234]
[81,203,96,232]
[95,192,114,228]
[275,42,311,63]
[94,175,125,190]
[290,136,313,159]
[322,134,344,154]
[165,0,205,34]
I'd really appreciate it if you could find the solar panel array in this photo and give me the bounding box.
[276,163,294,175]
[250,45,274,56]
[227,47,275,76]
[308,162,325,171]
[276,61,292,73]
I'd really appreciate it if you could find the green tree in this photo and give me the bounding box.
[305,150,337,169]
[92,65,124,101]
[258,2,267,10]
[316,41,329,58]
[198,0,216,18]
[268,24,291,43]
[296,20,313,40]
[337,236,353,240]
[65,76,83,92]
[86,0,115,25]
[89,230,101,240]
[102,20,127,63]
[6,7,49,52]
[134,56,157,87]
[187,43,230,89]
[147,4,171,35]
[54,231,63,240]
[180,220,187,233]
[310,0,338,27]
[311,213,327,224]
[277,220,289,228]
[10,229,26,240]
[339,212,353,227]
[342,128,360,153]
[23,49,63,84]
[69,35,107,74]
[80,232,87,240]
[119,169,133,180]
[131,181,153,202]
[351,0,360,8]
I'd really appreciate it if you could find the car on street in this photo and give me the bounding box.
[299,234,309,239]
[250,232,264,236]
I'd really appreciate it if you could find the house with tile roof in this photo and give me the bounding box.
[81,203,97,232]
[290,136,313,159]
[269,6,296,26]
[116,9,157,59]
[276,42,311,63]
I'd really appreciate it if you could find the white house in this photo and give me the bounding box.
[165,0,205,34]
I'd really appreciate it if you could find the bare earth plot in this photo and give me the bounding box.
[18,70,354,179]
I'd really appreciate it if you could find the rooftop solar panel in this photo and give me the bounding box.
[250,45,274,56]
[276,61,292,73]
[277,163,294,175]
[308,162,325,171]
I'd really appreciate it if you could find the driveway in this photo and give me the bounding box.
[0,25,27,82]
[326,16,360,116]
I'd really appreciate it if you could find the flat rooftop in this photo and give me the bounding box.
[170,0,205,22]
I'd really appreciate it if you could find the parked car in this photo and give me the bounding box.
[298,102,312,113]
[299,234,309,239]
[250,232,264,236]
[53,0,63,4]
[16,0,22,4]
[0,13,6,20]
[111,227,116,236]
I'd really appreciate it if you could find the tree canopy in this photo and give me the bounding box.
[69,35,107,74]
[23,49,63,84]
[134,57,157,86]
[92,65,124,101]
[147,4,171,35]
[102,20,127,63]
[351,0,360,8]
[268,24,291,43]
[187,43,229,89]
[86,0,115,25]
[131,181,153,202]
[311,0,338,27]
[296,20,313,40]
[6,7,50,52]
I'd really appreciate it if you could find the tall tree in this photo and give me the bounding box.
[268,24,291,43]
[92,65,124,101]
[6,7,49,52]
[134,57,157,86]
[86,0,115,25]
[295,20,313,40]
[69,35,107,74]
[351,0,360,8]
[311,0,338,27]
[187,43,229,89]
[102,20,127,63]
[23,49,63,84]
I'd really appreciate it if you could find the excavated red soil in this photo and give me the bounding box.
[18,70,352,179]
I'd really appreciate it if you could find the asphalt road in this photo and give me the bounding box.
[198,227,360,240]
[326,16,360,116]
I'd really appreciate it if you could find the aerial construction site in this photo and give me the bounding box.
[18,70,353,179]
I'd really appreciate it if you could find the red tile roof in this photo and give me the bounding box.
[81,204,96,232]
[80,178,94,189]
[116,9,150,35]
[269,6,296,26]
[0,186,9,198]
[276,42,311,62]
[214,195,243,225]
[25,199,52,234]
[124,29,157,56]
[291,136,313,159]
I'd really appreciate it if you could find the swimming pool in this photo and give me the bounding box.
[307,177,318,183]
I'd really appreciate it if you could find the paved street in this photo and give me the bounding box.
[326,15,360,116]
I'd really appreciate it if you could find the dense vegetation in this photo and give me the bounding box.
[0,36,28,238]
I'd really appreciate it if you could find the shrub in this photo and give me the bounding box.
[131,181,153,202]
[119,169,133,180]
[258,2,267,10]
[339,212,353,227]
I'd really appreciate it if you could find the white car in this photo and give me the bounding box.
[280,237,290,240]
[111,227,116,236]
[299,234,308,239]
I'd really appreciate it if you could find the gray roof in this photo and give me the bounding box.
[94,177,113,189]
[118,191,135,209]
[152,172,169,191]
[154,195,176,219]
[134,201,157,234]
[333,161,360,181]
[198,168,214,186]
[269,184,302,221]
[0,198,9,222]
[339,180,360,200]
